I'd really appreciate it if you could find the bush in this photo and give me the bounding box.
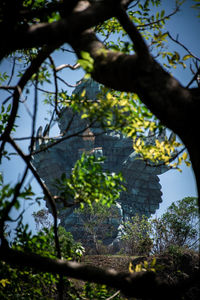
[120,215,153,256]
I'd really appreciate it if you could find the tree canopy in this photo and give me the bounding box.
[0,0,200,299]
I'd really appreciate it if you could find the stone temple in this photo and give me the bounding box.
[32,78,169,248]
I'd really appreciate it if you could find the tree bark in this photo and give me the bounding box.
[0,245,198,300]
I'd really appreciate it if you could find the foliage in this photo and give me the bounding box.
[120,197,199,256]
[120,214,153,256]
[66,88,158,137]
[55,153,125,208]
[192,0,200,18]
[81,282,121,300]
[78,51,94,74]
[129,257,158,273]
[151,197,199,253]
[0,222,83,299]
[0,173,35,224]
[0,223,58,299]
[0,0,199,298]
[62,86,189,171]
[74,201,121,253]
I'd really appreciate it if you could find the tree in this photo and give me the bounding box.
[0,1,200,299]
[120,197,199,256]
[74,202,121,254]
[121,214,153,256]
[151,197,199,253]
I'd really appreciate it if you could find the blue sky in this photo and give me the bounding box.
[0,0,199,235]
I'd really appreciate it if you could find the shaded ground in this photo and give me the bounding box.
[82,255,133,272]
[77,249,200,299]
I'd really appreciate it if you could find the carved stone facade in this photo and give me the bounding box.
[32,79,169,247]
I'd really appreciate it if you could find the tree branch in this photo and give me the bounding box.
[55,63,80,72]
[167,31,200,63]
[7,137,61,260]
[49,55,60,116]
[71,28,199,136]
[137,5,180,29]
[0,245,198,300]
[0,1,131,59]
[0,46,57,160]
[0,165,29,242]
[115,3,150,59]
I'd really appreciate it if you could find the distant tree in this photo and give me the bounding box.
[151,197,199,253]
[120,197,199,255]
[74,202,121,254]
[120,215,153,256]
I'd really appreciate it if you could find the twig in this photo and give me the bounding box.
[30,118,102,156]
[167,31,200,63]
[49,55,60,116]
[55,62,80,72]
[56,75,80,88]
[33,83,56,94]
[144,146,186,169]
[7,137,61,260]
[106,290,120,300]
[29,73,39,153]
[137,6,179,29]
[0,85,16,90]
[2,94,13,105]
[0,165,29,242]
[0,85,22,160]
[186,66,200,88]
[7,57,16,86]
[60,47,75,53]
[0,46,57,161]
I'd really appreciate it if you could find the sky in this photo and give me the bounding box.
[0,0,199,236]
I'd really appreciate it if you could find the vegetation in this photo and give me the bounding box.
[74,202,121,254]
[121,214,153,256]
[0,223,83,299]
[0,0,200,299]
[1,197,199,299]
[120,197,199,256]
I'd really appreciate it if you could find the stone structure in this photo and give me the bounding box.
[32,79,169,247]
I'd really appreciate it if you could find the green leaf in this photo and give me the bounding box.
[80,51,91,61]
[161,10,165,18]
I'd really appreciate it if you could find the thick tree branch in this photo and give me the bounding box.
[0,245,198,300]
[71,29,195,131]
[0,1,132,60]
[116,3,150,59]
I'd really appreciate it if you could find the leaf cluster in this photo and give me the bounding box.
[55,153,125,209]
[129,257,158,273]
[0,173,35,223]
[120,197,199,256]
[0,222,84,299]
